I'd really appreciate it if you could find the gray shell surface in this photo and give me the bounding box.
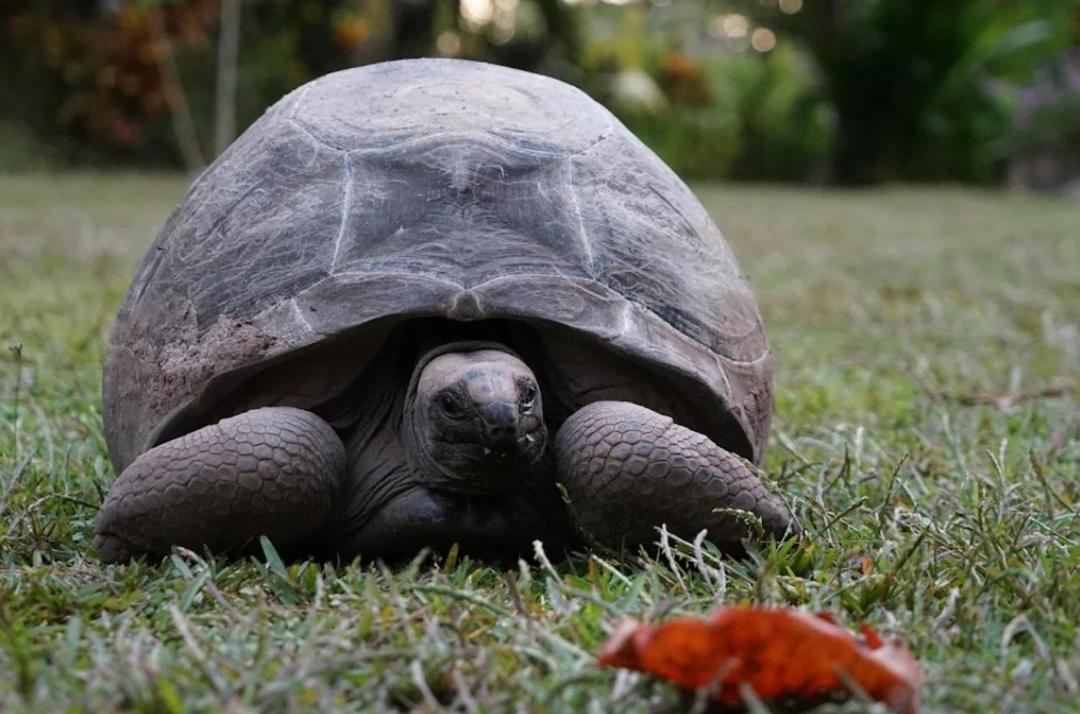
[104,59,772,472]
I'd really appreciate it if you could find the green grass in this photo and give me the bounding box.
[1,173,1077,712]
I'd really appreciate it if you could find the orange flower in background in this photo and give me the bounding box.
[333,16,370,55]
[660,52,711,106]
[599,606,922,713]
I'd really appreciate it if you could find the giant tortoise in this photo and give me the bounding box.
[94,59,799,563]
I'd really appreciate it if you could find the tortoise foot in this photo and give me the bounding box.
[554,401,799,553]
[94,407,345,563]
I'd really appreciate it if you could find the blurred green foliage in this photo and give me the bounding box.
[632,46,835,181]
[0,0,1076,185]
[1002,50,1080,189]
[729,0,1080,183]
[613,47,834,181]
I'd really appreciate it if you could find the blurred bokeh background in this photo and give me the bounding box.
[2,0,1078,191]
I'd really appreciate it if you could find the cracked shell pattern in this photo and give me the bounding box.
[93,407,345,563]
[554,401,799,549]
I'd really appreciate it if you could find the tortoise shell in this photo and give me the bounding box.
[103,59,772,473]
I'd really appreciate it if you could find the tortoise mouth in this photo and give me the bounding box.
[339,485,569,562]
[426,428,548,494]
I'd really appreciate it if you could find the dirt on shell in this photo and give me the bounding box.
[158,314,279,405]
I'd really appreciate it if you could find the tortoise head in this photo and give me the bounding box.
[405,345,547,492]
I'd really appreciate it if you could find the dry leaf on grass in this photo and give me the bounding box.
[598,606,922,713]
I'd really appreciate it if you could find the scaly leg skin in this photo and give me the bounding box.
[554,401,800,553]
[94,407,345,563]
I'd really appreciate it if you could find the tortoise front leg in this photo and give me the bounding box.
[554,401,799,553]
[94,407,345,563]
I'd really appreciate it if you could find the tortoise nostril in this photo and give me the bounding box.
[480,404,520,451]
[484,423,518,451]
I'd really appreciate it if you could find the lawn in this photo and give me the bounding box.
[1,173,1077,712]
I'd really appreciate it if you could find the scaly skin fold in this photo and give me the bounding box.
[554,401,799,552]
[94,407,345,563]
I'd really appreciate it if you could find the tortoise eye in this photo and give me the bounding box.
[438,392,464,417]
